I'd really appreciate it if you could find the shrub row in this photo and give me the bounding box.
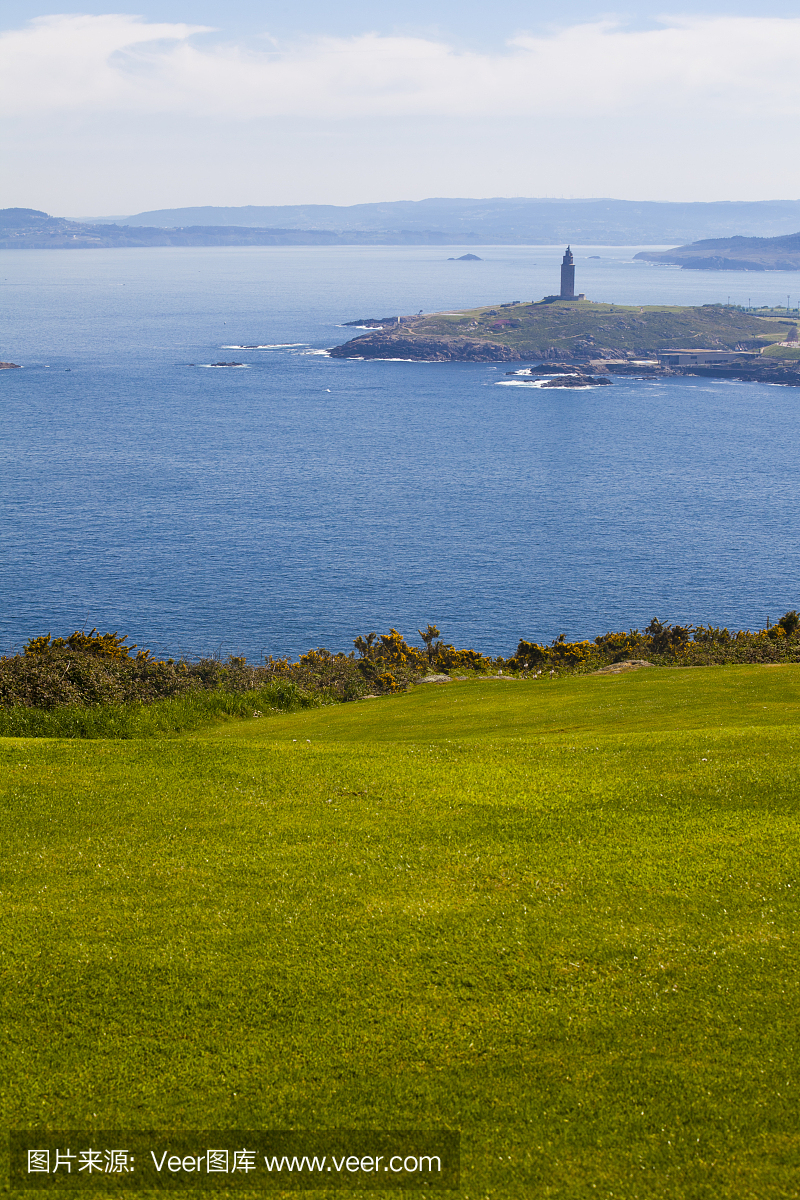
[1,615,799,736]
[0,625,502,714]
[509,613,800,672]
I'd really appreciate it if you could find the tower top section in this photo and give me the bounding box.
[560,246,575,298]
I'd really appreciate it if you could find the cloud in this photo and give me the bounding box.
[0,15,212,115]
[2,13,800,120]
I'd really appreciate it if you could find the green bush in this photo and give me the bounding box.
[509,610,800,674]
[0,681,314,739]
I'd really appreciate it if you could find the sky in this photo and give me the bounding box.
[2,0,800,216]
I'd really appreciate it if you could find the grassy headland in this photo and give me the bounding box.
[635,231,800,271]
[3,664,800,1198]
[330,301,796,362]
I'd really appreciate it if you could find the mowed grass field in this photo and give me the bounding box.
[3,666,800,1199]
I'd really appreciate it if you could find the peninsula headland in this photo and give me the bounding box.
[635,231,800,271]
[330,301,800,383]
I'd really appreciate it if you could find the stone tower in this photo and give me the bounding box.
[560,246,575,299]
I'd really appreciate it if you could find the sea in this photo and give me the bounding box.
[2,244,800,661]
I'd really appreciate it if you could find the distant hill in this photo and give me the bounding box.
[6,201,800,251]
[635,233,800,271]
[0,209,472,249]
[116,198,800,245]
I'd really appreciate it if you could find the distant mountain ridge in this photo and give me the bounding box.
[116,198,800,245]
[635,232,800,271]
[4,199,800,250]
[0,208,474,249]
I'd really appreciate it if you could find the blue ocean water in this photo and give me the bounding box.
[2,244,800,660]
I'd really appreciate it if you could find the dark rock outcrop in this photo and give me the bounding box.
[527,362,584,374]
[540,374,612,387]
[329,334,521,361]
[342,317,398,327]
[682,360,800,386]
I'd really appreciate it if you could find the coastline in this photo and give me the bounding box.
[329,300,800,382]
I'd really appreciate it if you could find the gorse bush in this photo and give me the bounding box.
[644,618,692,654]
[510,612,800,672]
[24,629,149,660]
[2,646,252,709]
[512,634,595,671]
[777,609,799,635]
[351,626,497,677]
[3,612,800,737]
[1,624,492,714]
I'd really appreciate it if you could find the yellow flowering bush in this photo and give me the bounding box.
[24,629,150,661]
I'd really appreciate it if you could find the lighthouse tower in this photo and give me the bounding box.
[560,246,575,299]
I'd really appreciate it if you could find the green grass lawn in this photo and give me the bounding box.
[3,667,800,1198]
[398,303,796,359]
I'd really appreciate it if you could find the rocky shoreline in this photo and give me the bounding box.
[522,357,800,386]
[329,325,800,384]
[677,359,800,385]
[329,333,522,361]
